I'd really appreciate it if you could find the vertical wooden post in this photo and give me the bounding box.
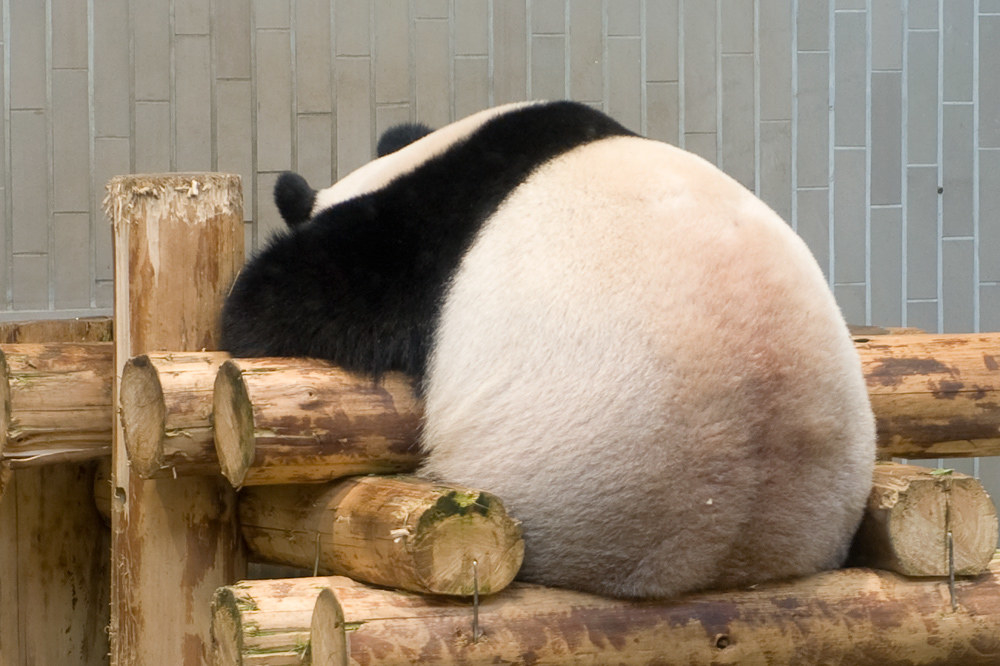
[106,173,247,665]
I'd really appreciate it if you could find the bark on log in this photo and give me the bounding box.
[213,358,422,487]
[310,556,1000,666]
[107,172,246,665]
[849,462,998,576]
[855,333,1000,459]
[239,475,524,596]
[211,576,339,666]
[120,351,229,477]
[0,342,113,465]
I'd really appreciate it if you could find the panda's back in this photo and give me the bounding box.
[421,135,875,598]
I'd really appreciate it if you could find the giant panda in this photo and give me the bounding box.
[220,100,876,600]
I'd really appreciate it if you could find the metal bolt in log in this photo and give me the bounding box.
[239,475,524,596]
[211,576,339,666]
[850,462,999,576]
[855,333,1000,459]
[119,351,229,477]
[0,343,113,466]
[310,557,1000,665]
[212,358,423,487]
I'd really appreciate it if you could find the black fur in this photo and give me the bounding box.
[274,172,317,227]
[377,123,434,157]
[220,101,634,379]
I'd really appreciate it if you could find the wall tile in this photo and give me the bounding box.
[608,37,642,133]
[981,17,1000,148]
[532,35,566,101]
[906,30,939,165]
[569,0,603,101]
[942,104,974,237]
[133,0,171,101]
[11,256,48,310]
[454,57,490,119]
[721,0,753,54]
[906,300,939,333]
[493,0,528,104]
[608,0,641,36]
[9,0,45,109]
[683,1,717,133]
[646,0,679,82]
[175,0,211,35]
[215,80,255,221]
[52,70,91,213]
[981,150,1000,283]
[255,0,291,29]
[10,110,49,253]
[51,0,88,68]
[174,35,214,171]
[93,138,131,281]
[720,53,754,190]
[796,189,830,277]
[759,120,792,222]
[982,285,1000,332]
[908,0,939,30]
[796,51,830,188]
[646,82,679,145]
[94,0,131,138]
[455,0,489,56]
[871,207,903,326]
[296,0,334,114]
[415,0,449,19]
[834,284,866,326]
[336,57,374,177]
[296,114,334,189]
[532,0,564,34]
[833,147,866,284]
[336,0,372,57]
[255,30,294,172]
[53,213,91,309]
[872,0,903,70]
[758,0,792,121]
[906,165,939,300]
[870,71,902,205]
[415,19,452,127]
[797,0,829,52]
[942,0,974,102]
[134,101,172,173]
[942,239,975,332]
[374,0,411,104]
[214,0,253,78]
[834,10,866,147]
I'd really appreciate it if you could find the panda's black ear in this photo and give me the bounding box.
[274,172,317,228]
[376,123,434,157]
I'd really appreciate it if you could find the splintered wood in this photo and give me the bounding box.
[308,557,1000,665]
[239,475,524,597]
[855,333,1000,459]
[212,358,423,487]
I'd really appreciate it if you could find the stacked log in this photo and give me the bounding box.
[212,358,423,487]
[307,558,1000,665]
[119,351,229,477]
[0,343,113,466]
[240,475,523,596]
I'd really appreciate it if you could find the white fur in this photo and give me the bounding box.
[311,102,539,213]
[420,135,875,599]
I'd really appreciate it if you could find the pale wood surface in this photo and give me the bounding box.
[855,333,1000,459]
[0,317,112,344]
[211,576,341,666]
[310,556,1000,665]
[240,475,524,597]
[850,461,999,576]
[107,172,246,666]
[120,351,229,477]
[213,358,422,487]
[0,342,113,464]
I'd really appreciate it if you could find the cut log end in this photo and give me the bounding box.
[120,355,167,477]
[310,588,347,666]
[213,360,256,488]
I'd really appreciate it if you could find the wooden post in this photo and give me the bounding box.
[856,333,1000,459]
[213,358,422,487]
[239,475,524,596]
[119,351,229,477]
[0,342,113,465]
[106,173,246,665]
[0,319,114,666]
[211,576,339,666]
[849,462,999,576]
[310,557,1000,665]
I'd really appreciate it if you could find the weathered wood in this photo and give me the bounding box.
[0,342,113,465]
[107,172,246,665]
[849,325,924,337]
[240,475,524,596]
[120,351,229,477]
[849,462,998,576]
[93,456,112,525]
[310,557,1000,665]
[0,321,113,666]
[0,316,113,344]
[213,358,422,487]
[856,333,1000,459]
[211,576,340,666]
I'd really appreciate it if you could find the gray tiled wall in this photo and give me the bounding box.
[0,0,998,527]
[1,0,996,327]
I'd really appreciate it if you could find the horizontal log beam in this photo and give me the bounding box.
[212,358,422,486]
[0,317,112,344]
[119,351,229,477]
[239,475,523,596]
[0,343,113,465]
[310,556,1000,665]
[855,333,1000,459]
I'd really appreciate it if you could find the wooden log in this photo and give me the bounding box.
[107,172,246,665]
[310,557,1000,665]
[239,475,524,596]
[0,342,113,465]
[120,351,229,477]
[0,316,112,344]
[849,462,998,576]
[0,321,113,665]
[856,333,1000,459]
[211,576,339,666]
[213,358,422,487]
[93,456,112,525]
